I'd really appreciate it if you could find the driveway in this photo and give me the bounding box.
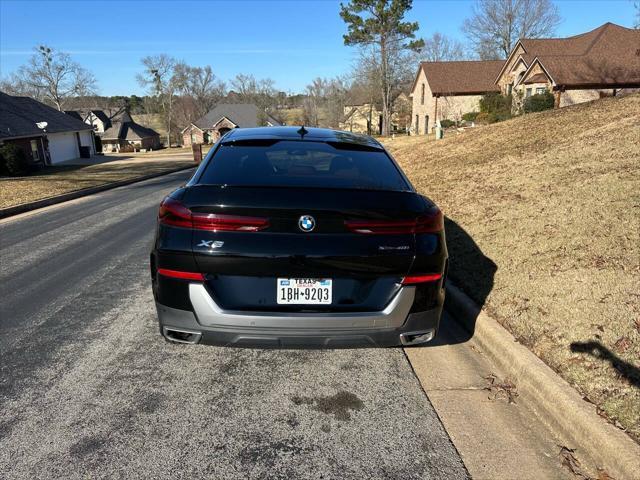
[0,171,467,479]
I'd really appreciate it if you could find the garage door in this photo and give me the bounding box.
[79,130,95,156]
[48,132,79,164]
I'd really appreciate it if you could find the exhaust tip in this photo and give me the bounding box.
[163,326,202,345]
[400,329,435,346]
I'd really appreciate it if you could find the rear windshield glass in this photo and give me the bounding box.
[197,140,410,191]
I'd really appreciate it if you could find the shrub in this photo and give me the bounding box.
[479,93,512,123]
[474,112,510,125]
[440,119,456,128]
[462,111,478,122]
[474,112,492,124]
[0,143,30,176]
[523,92,555,113]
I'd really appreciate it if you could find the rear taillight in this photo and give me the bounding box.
[157,268,205,281]
[402,273,442,285]
[191,213,269,232]
[158,197,192,228]
[158,197,269,232]
[344,207,443,234]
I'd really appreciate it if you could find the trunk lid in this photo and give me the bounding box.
[183,185,426,312]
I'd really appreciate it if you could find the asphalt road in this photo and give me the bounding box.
[0,170,468,480]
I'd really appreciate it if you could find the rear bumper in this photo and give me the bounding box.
[155,284,444,348]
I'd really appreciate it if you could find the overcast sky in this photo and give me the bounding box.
[0,0,636,95]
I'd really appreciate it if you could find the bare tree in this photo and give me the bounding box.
[324,76,351,128]
[352,39,415,124]
[634,1,640,29]
[173,63,226,121]
[463,0,561,59]
[230,73,257,98]
[302,78,326,126]
[420,32,466,61]
[137,54,178,146]
[300,76,351,128]
[230,74,278,124]
[3,45,96,110]
[230,74,276,103]
[341,0,424,136]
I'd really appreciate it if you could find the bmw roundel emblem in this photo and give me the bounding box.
[298,215,316,232]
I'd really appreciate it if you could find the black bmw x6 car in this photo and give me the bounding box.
[151,126,447,348]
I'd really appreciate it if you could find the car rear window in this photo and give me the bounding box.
[197,140,410,191]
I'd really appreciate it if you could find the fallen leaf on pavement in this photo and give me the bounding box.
[483,374,518,404]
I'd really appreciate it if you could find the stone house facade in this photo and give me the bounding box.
[495,22,640,109]
[410,60,504,135]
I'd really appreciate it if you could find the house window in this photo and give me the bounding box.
[424,115,429,134]
[507,83,513,95]
[421,84,425,105]
[30,140,39,161]
[415,114,419,134]
[526,88,532,97]
[536,87,547,95]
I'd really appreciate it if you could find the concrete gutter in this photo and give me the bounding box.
[444,281,640,480]
[0,165,195,220]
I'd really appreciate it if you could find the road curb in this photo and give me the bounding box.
[0,165,195,220]
[444,281,640,480]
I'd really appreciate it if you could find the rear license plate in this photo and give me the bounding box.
[277,278,332,305]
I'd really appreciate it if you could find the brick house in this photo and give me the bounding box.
[182,104,281,146]
[410,60,504,135]
[496,22,640,108]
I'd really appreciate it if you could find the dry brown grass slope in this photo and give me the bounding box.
[383,94,640,441]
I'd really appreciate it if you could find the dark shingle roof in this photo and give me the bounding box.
[193,104,282,129]
[413,61,504,96]
[93,110,111,123]
[88,110,112,127]
[64,110,83,121]
[102,119,159,141]
[0,92,92,140]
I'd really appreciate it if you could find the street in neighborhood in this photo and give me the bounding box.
[1,0,639,478]
[0,170,469,479]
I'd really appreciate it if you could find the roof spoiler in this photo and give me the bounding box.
[220,138,384,151]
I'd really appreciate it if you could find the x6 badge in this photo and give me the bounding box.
[198,240,224,249]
